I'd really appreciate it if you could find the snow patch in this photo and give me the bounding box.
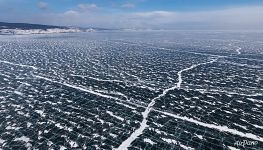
[228,146,240,150]
[144,138,156,145]
[236,47,241,55]
[14,136,30,143]
[35,110,45,117]
[60,146,67,150]
[14,91,23,96]
[55,123,64,129]
[195,134,203,139]
[106,111,124,121]
[27,122,32,128]
[0,138,5,144]
[162,138,194,150]
[116,101,136,110]
[69,140,78,148]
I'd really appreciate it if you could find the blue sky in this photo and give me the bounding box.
[0,0,263,29]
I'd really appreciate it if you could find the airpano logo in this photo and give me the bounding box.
[234,140,258,147]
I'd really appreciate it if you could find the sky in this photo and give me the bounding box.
[0,0,263,30]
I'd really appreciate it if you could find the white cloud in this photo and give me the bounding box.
[1,5,263,30]
[38,1,48,10]
[64,10,79,17]
[121,3,135,8]
[134,11,175,18]
[124,6,263,29]
[78,3,98,11]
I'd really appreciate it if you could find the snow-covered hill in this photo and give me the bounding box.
[0,22,95,35]
[0,28,83,35]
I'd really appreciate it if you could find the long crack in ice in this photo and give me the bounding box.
[34,75,120,100]
[155,110,263,142]
[116,58,218,150]
[0,60,38,70]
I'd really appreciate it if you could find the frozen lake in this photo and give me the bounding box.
[0,31,263,149]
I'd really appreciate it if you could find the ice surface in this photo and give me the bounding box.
[0,31,262,149]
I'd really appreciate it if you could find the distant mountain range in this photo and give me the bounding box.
[0,22,70,30]
[0,22,115,35]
